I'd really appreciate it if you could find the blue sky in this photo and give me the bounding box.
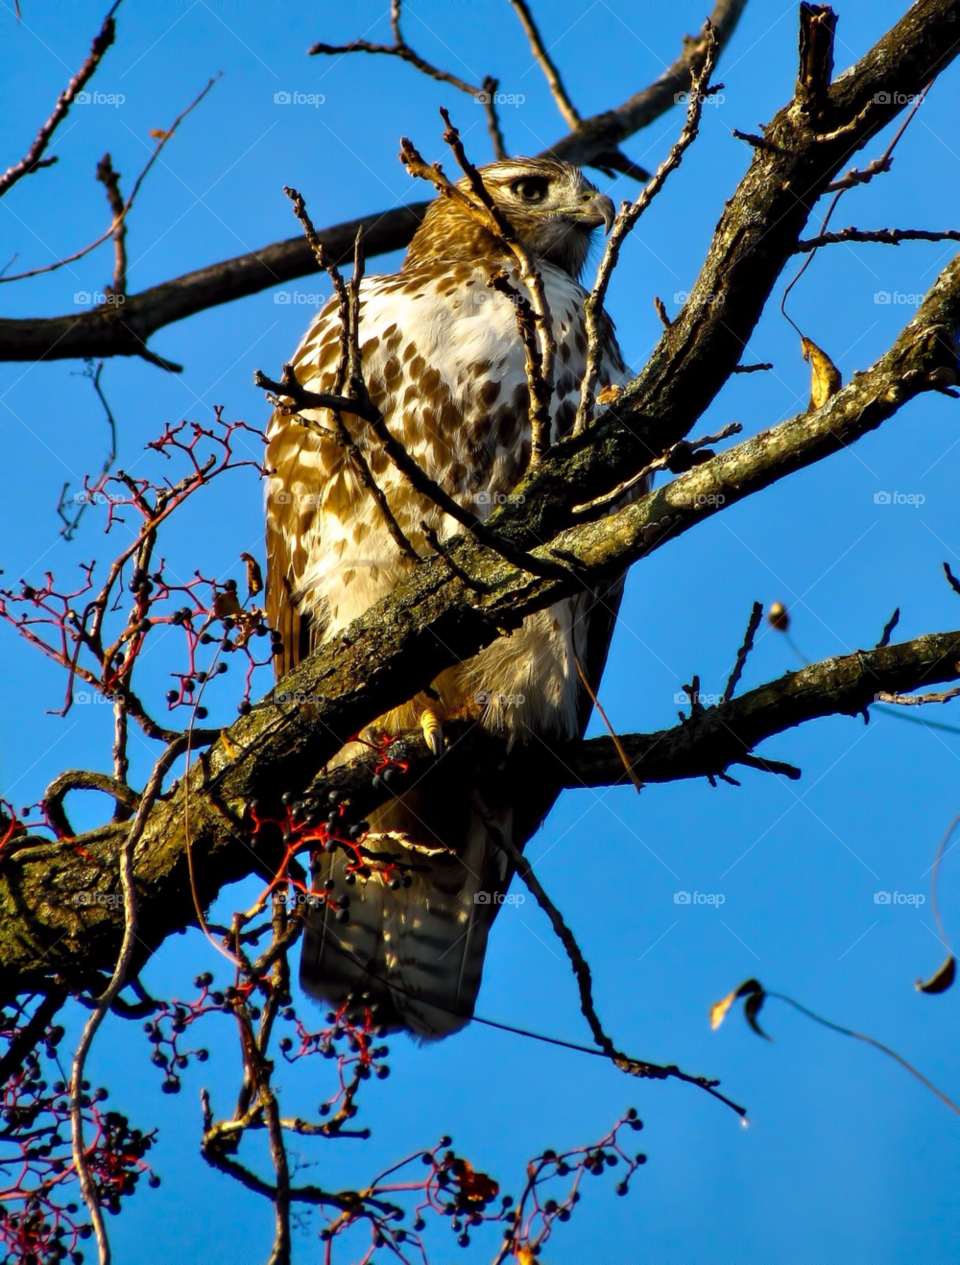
[2,1,959,1261]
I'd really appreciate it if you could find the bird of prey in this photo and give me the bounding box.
[265,156,628,1037]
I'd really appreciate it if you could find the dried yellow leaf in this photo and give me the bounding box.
[801,336,842,412]
[710,990,738,1030]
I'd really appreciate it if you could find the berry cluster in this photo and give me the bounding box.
[278,1000,389,1129]
[499,1110,647,1258]
[0,1002,157,1265]
[309,1110,646,1262]
[142,975,220,1095]
[247,740,413,909]
[0,410,268,739]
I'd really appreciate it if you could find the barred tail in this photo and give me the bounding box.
[299,788,514,1038]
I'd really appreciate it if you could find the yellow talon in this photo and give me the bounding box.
[419,704,443,757]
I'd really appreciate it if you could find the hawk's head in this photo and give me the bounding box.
[406,157,615,280]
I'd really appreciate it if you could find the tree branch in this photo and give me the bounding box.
[3,623,959,999]
[0,3,120,200]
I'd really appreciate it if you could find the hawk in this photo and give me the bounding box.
[265,156,629,1037]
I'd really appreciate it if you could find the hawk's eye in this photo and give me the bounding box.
[511,176,549,204]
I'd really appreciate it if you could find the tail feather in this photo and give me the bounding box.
[299,790,513,1038]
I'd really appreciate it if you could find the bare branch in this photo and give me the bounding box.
[796,226,960,252]
[0,75,220,287]
[574,24,721,433]
[723,602,764,703]
[309,0,507,159]
[0,2,120,200]
[507,0,582,131]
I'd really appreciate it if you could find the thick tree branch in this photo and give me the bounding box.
[3,620,959,999]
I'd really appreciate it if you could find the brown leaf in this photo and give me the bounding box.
[149,128,173,141]
[916,953,956,995]
[240,551,263,597]
[213,590,243,620]
[801,336,842,412]
[450,1158,499,1205]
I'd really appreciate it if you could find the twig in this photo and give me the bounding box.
[723,601,763,702]
[876,607,900,649]
[731,361,773,373]
[57,362,119,541]
[795,226,960,252]
[575,654,641,792]
[767,990,960,1117]
[95,154,127,295]
[507,0,581,131]
[265,181,568,579]
[570,422,740,521]
[731,129,783,153]
[591,149,651,183]
[43,768,140,837]
[781,82,933,329]
[825,84,931,192]
[574,22,721,433]
[0,990,66,1085]
[69,746,172,1265]
[309,0,506,159]
[256,356,568,581]
[500,836,746,1117]
[875,684,960,707]
[0,2,121,200]
[435,109,556,462]
[1,75,220,285]
[945,562,960,598]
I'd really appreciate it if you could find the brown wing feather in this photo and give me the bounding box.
[265,408,320,679]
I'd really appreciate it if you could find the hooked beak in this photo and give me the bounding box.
[574,191,616,234]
